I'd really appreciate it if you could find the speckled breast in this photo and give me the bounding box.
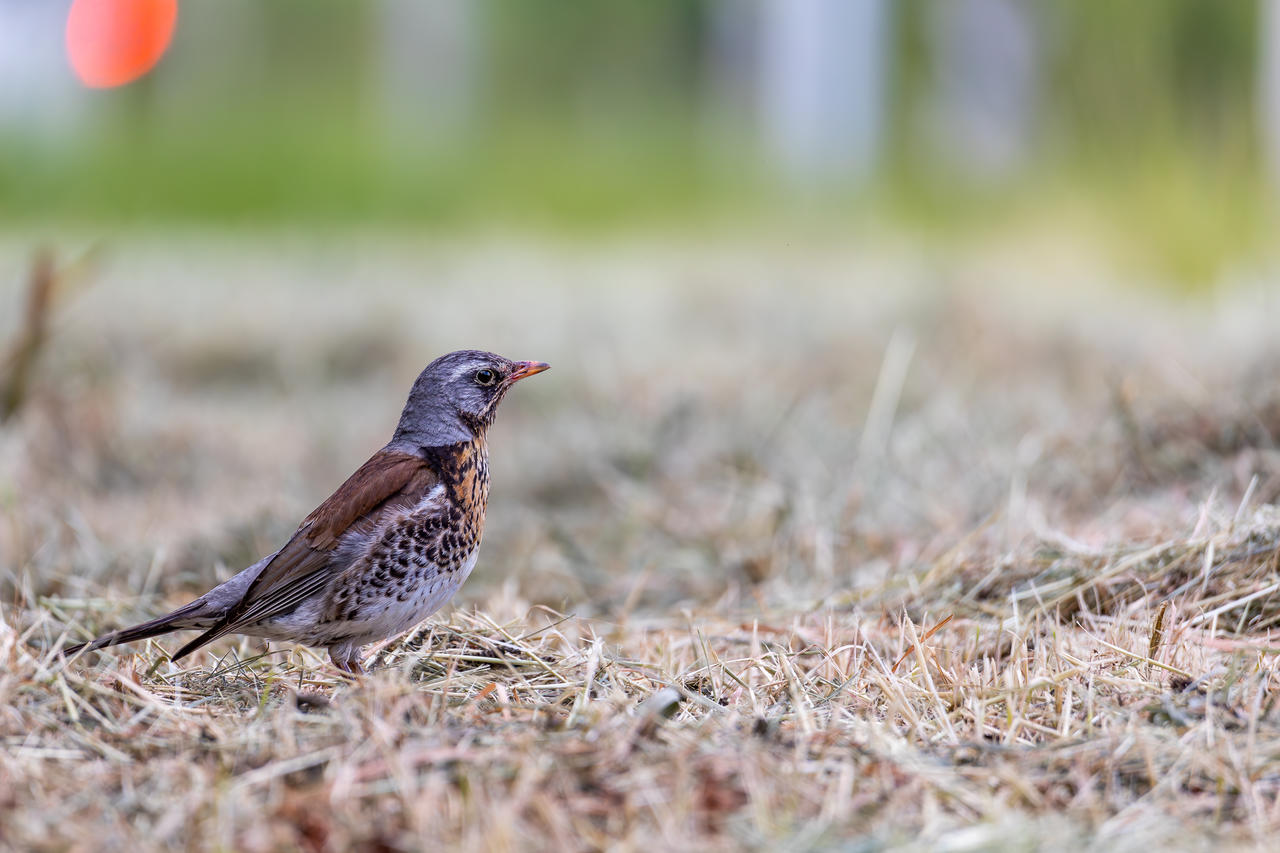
[320,439,490,640]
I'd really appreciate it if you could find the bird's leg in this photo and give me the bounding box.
[346,651,366,675]
[327,648,348,673]
[329,646,365,676]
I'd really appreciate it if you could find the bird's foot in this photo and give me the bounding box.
[328,647,366,677]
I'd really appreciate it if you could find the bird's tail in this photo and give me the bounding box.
[63,600,206,658]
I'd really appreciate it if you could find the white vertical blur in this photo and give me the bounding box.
[757,0,891,188]
[0,0,85,133]
[376,0,479,144]
[1262,0,1280,188]
[928,0,1038,180]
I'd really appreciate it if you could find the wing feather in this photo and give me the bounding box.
[171,448,438,660]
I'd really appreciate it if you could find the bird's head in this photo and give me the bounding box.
[393,350,549,447]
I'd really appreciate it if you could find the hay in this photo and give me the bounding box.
[4,239,1280,849]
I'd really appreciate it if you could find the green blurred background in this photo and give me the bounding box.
[2,0,1277,284]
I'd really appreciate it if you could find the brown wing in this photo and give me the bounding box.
[171,448,439,660]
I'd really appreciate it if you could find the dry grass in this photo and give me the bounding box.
[4,235,1280,850]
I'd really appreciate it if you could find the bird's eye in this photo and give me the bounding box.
[474,368,498,387]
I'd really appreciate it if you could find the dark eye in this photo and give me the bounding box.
[474,368,498,387]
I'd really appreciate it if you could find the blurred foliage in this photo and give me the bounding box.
[0,0,1275,285]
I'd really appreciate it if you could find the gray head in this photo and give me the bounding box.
[391,350,549,448]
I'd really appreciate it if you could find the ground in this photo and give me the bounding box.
[3,234,1280,851]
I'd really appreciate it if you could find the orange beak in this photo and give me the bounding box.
[509,361,550,382]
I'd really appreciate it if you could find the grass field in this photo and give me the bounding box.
[4,234,1280,850]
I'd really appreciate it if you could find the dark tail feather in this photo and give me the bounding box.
[63,601,206,658]
[170,621,232,662]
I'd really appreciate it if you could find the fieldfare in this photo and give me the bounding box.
[64,350,549,674]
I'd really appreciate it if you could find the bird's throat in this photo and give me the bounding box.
[424,438,490,518]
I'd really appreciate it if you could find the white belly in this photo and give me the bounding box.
[330,547,480,646]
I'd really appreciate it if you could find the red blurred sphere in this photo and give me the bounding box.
[66,0,178,88]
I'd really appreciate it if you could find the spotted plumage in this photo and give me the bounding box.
[64,350,549,674]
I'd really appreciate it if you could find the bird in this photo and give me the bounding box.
[64,350,549,675]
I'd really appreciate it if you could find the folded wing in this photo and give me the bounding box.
[172,448,438,661]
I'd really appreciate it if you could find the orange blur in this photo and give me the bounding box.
[66,0,177,89]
